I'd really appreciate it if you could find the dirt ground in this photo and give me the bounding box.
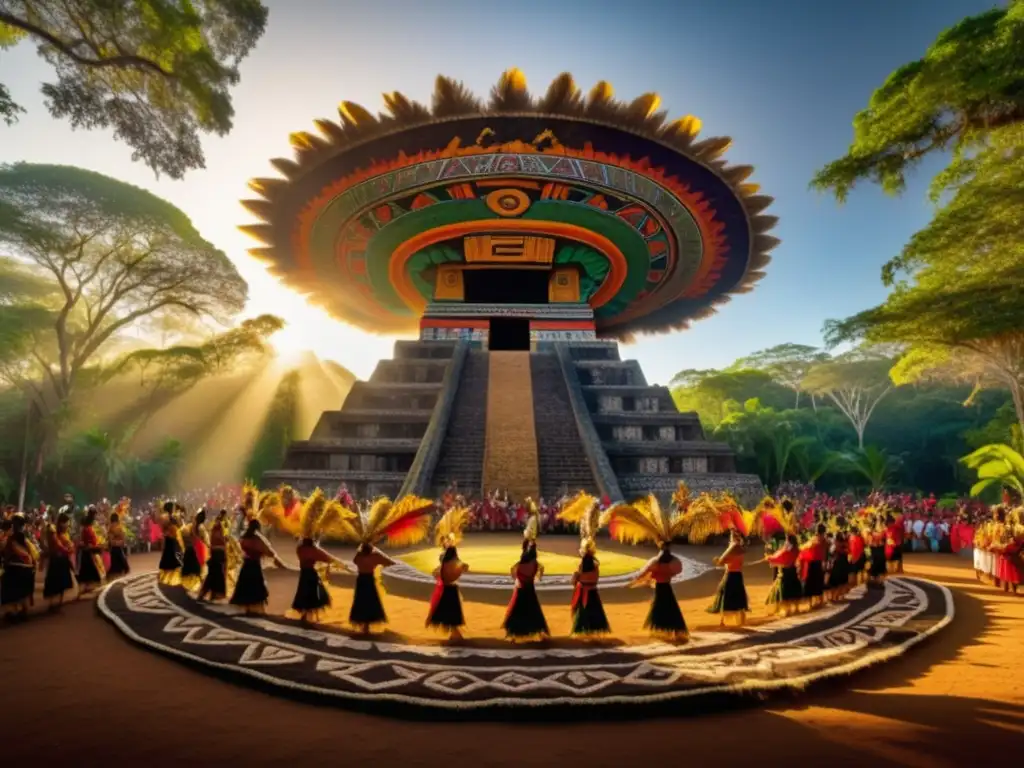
[2,541,1022,768]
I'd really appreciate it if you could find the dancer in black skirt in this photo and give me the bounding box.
[707,528,750,626]
[556,492,610,637]
[350,543,397,633]
[292,535,349,623]
[43,513,77,608]
[800,524,828,609]
[826,531,850,600]
[76,507,106,593]
[180,509,210,592]
[230,519,287,614]
[765,534,803,617]
[199,510,233,601]
[158,502,185,586]
[632,543,687,641]
[1,515,38,620]
[848,526,867,585]
[426,505,471,639]
[868,520,889,586]
[106,512,130,578]
[503,503,549,642]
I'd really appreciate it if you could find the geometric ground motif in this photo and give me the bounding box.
[98,573,953,716]
[379,554,712,592]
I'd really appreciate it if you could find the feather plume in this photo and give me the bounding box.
[365,497,393,535]
[317,503,362,543]
[600,500,662,546]
[537,72,582,114]
[671,481,691,511]
[490,67,532,111]
[434,505,470,548]
[382,91,431,123]
[431,76,481,118]
[557,492,598,527]
[676,493,728,544]
[241,481,260,518]
[373,495,435,548]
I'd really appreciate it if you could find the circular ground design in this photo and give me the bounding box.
[98,573,952,715]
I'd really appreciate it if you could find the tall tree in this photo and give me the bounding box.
[0,0,269,178]
[670,369,793,428]
[811,1,1024,202]
[802,352,893,449]
[0,163,248,467]
[731,343,830,408]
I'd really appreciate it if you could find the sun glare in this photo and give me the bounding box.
[268,326,311,367]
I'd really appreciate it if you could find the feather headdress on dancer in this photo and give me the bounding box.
[671,481,691,512]
[599,494,688,547]
[240,481,261,520]
[434,504,470,549]
[320,495,435,549]
[557,491,601,555]
[523,497,540,543]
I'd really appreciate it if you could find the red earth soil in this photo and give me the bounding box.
[2,549,1022,768]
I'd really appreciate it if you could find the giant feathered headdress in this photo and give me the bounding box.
[338,495,436,548]
[557,491,601,555]
[599,494,687,547]
[434,504,470,549]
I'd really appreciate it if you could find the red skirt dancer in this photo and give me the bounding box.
[996,542,1022,587]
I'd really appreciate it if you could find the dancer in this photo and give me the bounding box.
[503,501,550,642]
[338,495,434,635]
[993,513,1023,595]
[76,506,106,594]
[289,491,352,623]
[1,514,39,620]
[601,494,690,641]
[800,524,827,609]
[885,510,905,575]
[826,529,850,601]
[199,510,235,601]
[707,527,749,627]
[43,512,77,608]
[559,492,611,637]
[426,505,471,640]
[765,533,803,617]
[847,523,867,585]
[180,509,210,592]
[867,517,888,586]
[158,502,185,586]
[107,509,131,578]
[229,519,287,615]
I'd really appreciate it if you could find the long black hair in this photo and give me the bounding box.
[580,553,596,572]
[243,519,261,538]
[441,546,458,563]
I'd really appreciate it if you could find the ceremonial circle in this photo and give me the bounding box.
[97,567,953,716]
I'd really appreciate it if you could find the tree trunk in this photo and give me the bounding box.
[794,389,801,409]
[17,403,32,513]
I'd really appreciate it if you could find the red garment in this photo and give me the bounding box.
[768,546,798,568]
[283,500,301,519]
[798,538,825,581]
[81,525,99,548]
[848,534,865,562]
[996,542,1022,585]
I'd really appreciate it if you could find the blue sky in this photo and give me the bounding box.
[0,0,1000,384]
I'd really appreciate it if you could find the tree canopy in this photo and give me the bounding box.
[811,0,1024,202]
[0,0,269,178]
[0,162,248,464]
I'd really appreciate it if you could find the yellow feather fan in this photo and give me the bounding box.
[675,493,728,544]
[600,495,667,546]
[241,480,260,518]
[557,491,598,528]
[671,481,691,511]
[371,495,435,548]
[434,505,471,548]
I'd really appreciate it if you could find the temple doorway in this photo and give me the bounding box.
[489,318,531,351]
